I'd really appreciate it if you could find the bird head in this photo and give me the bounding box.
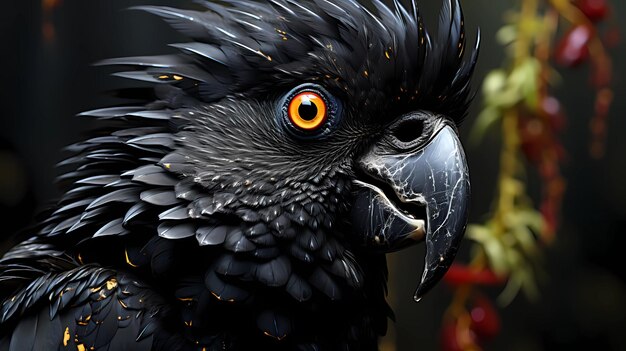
[73,0,479,303]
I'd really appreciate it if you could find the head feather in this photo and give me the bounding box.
[102,0,479,122]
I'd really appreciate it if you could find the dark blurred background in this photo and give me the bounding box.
[0,1,624,350]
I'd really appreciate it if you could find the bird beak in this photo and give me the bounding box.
[351,115,470,301]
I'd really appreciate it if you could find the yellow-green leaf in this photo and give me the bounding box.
[470,107,501,145]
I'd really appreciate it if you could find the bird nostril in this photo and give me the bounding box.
[392,118,425,143]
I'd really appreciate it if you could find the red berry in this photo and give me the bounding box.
[541,96,566,132]
[575,0,609,22]
[518,113,546,164]
[554,25,593,67]
[590,57,613,88]
[440,321,479,351]
[470,297,501,341]
[541,200,558,236]
[443,264,504,286]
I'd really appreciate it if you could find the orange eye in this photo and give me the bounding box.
[287,92,327,131]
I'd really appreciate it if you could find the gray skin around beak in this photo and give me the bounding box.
[351,112,470,301]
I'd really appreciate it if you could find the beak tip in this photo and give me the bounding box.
[412,277,430,303]
[413,257,454,302]
[413,288,424,302]
[413,280,431,303]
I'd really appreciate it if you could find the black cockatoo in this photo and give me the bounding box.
[0,0,478,349]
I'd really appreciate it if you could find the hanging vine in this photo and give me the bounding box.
[440,0,617,350]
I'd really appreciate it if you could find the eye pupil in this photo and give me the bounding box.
[298,99,318,121]
[286,90,330,133]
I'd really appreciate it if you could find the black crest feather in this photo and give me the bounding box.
[97,0,479,122]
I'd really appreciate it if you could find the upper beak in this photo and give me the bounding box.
[351,112,470,301]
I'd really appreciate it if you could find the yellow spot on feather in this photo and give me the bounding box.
[63,327,70,346]
[210,291,223,301]
[124,249,139,268]
[106,278,118,290]
[118,299,128,309]
[77,344,86,351]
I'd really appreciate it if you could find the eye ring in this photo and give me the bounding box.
[287,92,327,131]
[279,84,341,139]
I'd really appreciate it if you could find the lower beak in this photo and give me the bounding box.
[351,125,470,301]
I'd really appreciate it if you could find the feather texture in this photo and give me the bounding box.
[1,1,479,349]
